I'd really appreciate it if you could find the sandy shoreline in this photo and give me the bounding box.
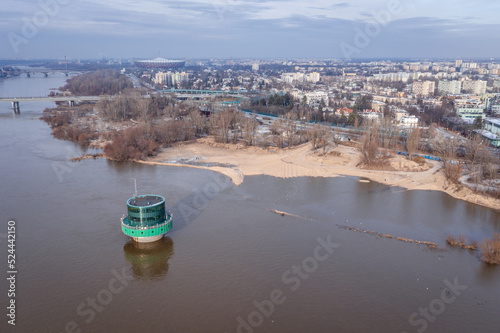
[142,138,500,211]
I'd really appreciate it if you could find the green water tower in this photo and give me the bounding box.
[121,194,173,243]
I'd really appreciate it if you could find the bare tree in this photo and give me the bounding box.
[231,111,243,144]
[319,126,332,155]
[271,118,285,149]
[308,124,320,151]
[358,121,380,165]
[406,128,420,160]
[190,109,208,137]
[465,135,489,187]
[210,108,238,143]
[432,136,461,182]
[136,97,151,122]
[97,94,135,121]
[243,116,259,146]
[297,107,310,144]
[284,112,297,148]
[308,124,331,154]
[332,126,342,146]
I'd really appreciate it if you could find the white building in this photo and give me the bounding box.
[477,118,500,147]
[306,72,321,83]
[438,80,462,95]
[412,81,435,97]
[252,63,260,71]
[172,72,190,85]
[462,80,487,94]
[304,91,329,106]
[393,109,409,122]
[454,99,483,109]
[474,130,500,147]
[485,118,500,135]
[462,62,478,69]
[154,72,171,85]
[154,71,190,86]
[370,72,421,83]
[281,72,320,84]
[491,105,500,115]
[360,110,383,122]
[399,115,419,128]
[456,107,485,120]
[281,73,302,84]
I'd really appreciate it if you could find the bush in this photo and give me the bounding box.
[479,234,500,264]
[458,234,467,247]
[446,234,458,246]
[412,155,426,166]
[443,162,462,183]
[104,121,195,161]
[446,234,480,251]
[42,111,96,146]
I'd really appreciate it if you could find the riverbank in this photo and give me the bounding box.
[143,137,500,211]
[41,104,499,211]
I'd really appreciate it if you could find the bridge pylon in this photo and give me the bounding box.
[12,101,20,114]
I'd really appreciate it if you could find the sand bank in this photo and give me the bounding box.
[144,138,500,211]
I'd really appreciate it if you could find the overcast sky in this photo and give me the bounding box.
[1,0,500,60]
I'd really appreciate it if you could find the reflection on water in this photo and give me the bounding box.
[123,237,174,280]
[477,261,500,284]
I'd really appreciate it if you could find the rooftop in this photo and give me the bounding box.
[486,118,500,126]
[128,195,164,207]
[475,130,500,141]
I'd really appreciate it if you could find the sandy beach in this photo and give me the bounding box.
[140,138,500,211]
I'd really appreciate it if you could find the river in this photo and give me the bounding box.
[0,74,499,333]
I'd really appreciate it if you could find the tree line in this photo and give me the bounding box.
[61,70,134,96]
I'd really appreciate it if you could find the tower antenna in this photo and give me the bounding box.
[132,178,138,197]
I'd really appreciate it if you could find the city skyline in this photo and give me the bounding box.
[1,0,500,59]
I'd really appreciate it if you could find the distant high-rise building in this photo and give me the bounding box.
[280,72,320,84]
[412,81,435,97]
[462,80,487,94]
[172,72,190,85]
[455,60,463,68]
[154,71,190,86]
[155,72,171,85]
[438,80,462,95]
[461,62,478,69]
[306,72,320,83]
[252,63,260,71]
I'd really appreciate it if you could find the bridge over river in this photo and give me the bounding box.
[1,89,256,114]
[0,96,102,114]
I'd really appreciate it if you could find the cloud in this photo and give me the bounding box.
[1,0,500,58]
